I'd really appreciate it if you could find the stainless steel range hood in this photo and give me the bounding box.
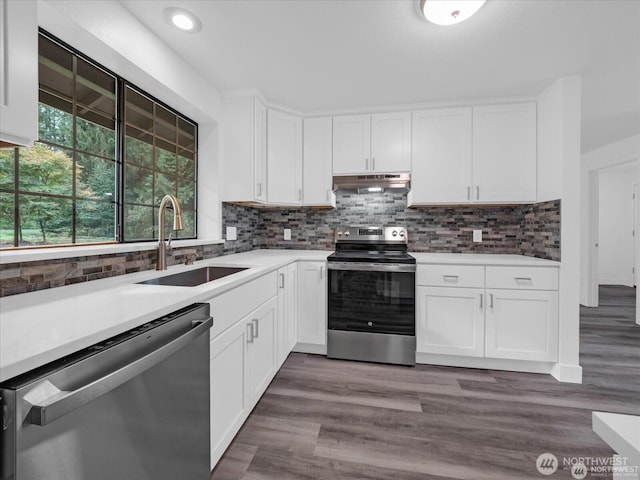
[332,173,411,192]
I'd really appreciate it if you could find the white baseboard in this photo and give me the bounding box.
[551,363,583,383]
[292,342,327,355]
[415,352,555,375]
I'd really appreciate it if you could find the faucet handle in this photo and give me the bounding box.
[167,232,174,249]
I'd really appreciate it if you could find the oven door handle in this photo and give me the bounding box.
[327,262,416,273]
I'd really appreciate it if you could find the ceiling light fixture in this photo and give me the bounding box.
[163,7,202,33]
[420,0,486,26]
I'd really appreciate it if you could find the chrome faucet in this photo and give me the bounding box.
[157,194,184,270]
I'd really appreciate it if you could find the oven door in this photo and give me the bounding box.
[328,262,415,336]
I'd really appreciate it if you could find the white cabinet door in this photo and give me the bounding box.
[296,261,327,346]
[485,289,559,362]
[210,319,247,468]
[267,109,303,204]
[416,286,485,357]
[303,117,334,206]
[245,296,278,406]
[410,108,472,204]
[253,98,267,201]
[332,114,371,175]
[370,111,411,173]
[277,263,298,367]
[472,103,537,203]
[0,0,38,147]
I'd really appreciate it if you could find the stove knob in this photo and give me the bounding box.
[337,231,343,237]
[392,230,398,237]
[345,231,350,237]
[399,230,405,237]
[367,321,373,327]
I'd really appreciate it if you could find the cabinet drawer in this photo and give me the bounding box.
[208,271,278,339]
[485,266,558,291]
[417,265,484,288]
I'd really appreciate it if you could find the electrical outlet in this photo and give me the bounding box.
[284,229,292,241]
[473,230,482,242]
[226,226,237,241]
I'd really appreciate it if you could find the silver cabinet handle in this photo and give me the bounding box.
[279,273,285,289]
[256,183,262,197]
[443,275,459,281]
[252,318,259,339]
[372,157,376,171]
[320,265,325,279]
[479,293,483,309]
[490,293,494,308]
[298,189,302,201]
[247,323,254,344]
[29,317,213,426]
[476,186,480,200]
[365,158,369,170]
[514,277,533,282]
[467,186,470,200]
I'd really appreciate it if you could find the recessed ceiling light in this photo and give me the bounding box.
[420,0,486,26]
[163,7,202,33]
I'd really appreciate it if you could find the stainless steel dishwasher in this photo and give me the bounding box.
[0,302,212,480]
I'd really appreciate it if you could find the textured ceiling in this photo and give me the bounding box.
[120,0,640,153]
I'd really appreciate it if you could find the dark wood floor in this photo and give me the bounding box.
[211,286,640,480]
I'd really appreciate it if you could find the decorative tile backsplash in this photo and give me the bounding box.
[0,192,560,297]
[0,243,225,297]
[225,192,560,260]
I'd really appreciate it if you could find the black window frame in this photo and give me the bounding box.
[0,29,198,249]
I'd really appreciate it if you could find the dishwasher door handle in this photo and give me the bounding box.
[28,317,213,426]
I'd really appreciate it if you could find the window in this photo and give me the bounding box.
[0,31,197,249]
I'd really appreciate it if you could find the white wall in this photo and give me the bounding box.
[537,76,582,383]
[598,164,637,286]
[581,134,640,306]
[38,0,223,239]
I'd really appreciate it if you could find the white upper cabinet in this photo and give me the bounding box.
[0,0,38,147]
[409,102,536,205]
[220,95,267,203]
[410,108,472,204]
[332,112,411,175]
[370,112,412,173]
[472,103,537,203]
[254,98,267,202]
[332,114,371,174]
[267,109,303,205]
[303,117,335,207]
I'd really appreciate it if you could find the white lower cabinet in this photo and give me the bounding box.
[294,261,327,352]
[210,295,278,467]
[416,286,485,357]
[245,296,278,405]
[416,264,559,366]
[210,318,248,468]
[277,263,298,367]
[485,289,559,362]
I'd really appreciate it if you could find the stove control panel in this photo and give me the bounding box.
[335,226,408,243]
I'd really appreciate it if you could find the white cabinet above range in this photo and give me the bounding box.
[409,102,537,205]
[332,112,411,175]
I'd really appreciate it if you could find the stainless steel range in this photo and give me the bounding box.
[327,226,416,366]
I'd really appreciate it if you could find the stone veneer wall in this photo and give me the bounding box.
[0,243,225,297]
[223,192,560,260]
[0,193,559,297]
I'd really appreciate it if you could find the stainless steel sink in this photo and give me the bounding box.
[138,266,248,287]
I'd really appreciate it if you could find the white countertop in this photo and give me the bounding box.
[592,412,640,466]
[0,249,329,383]
[0,249,555,383]
[411,253,560,267]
